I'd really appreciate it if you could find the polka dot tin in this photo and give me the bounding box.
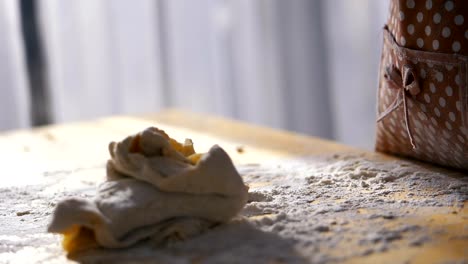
[376,0,467,170]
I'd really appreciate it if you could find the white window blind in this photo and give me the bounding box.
[1,0,389,149]
[0,0,30,130]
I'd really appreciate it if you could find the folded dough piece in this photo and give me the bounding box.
[48,127,249,253]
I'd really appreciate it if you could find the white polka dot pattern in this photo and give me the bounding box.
[442,27,451,38]
[408,24,415,34]
[417,12,423,22]
[417,38,424,48]
[439,97,446,107]
[389,0,468,55]
[433,13,441,24]
[435,71,443,82]
[445,86,453,96]
[445,1,454,11]
[426,0,432,10]
[425,25,431,36]
[424,93,431,103]
[454,15,464,25]
[377,1,468,170]
[452,41,461,52]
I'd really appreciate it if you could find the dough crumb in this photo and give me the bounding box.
[314,225,330,232]
[236,146,245,153]
[16,210,30,216]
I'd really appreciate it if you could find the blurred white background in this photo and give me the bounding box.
[0,0,389,149]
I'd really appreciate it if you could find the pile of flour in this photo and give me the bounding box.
[1,154,466,263]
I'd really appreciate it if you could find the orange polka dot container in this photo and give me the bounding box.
[376,0,467,170]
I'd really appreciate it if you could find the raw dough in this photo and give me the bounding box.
[48,127,248,253]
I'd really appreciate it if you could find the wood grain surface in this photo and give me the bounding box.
[0,109,466,264]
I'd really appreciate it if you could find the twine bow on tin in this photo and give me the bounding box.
[377,64,420,149]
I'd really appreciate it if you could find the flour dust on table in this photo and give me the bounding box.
[0,154,466,264]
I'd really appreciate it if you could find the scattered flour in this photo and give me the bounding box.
[0,154,466,263]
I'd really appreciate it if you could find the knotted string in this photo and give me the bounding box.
[377,64,420,149]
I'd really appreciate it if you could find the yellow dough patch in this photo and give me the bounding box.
[62,226,98,254]
[129,127,199,164]
[169,138,196,158]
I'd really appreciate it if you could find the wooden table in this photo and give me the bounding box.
[0,110,466,263]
